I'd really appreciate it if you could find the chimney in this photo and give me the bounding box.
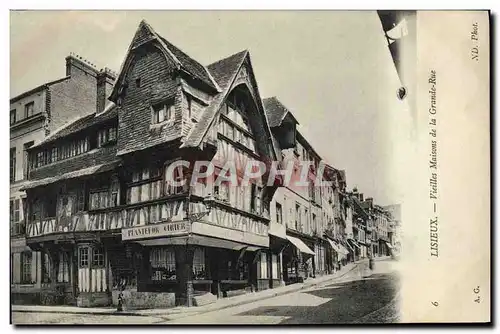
[65,52,99,78]
[366,197,373,207]
[359,193,364,202]
[97,68,117,113]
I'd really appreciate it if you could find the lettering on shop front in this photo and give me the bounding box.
[122,221,189,240]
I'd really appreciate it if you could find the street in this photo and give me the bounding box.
[12,258,399,325]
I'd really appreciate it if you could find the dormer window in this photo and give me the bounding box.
[152,102,175,124]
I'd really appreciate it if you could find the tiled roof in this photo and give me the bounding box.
[21,160,121,191]
[159,36,219,91]
[181,50,248,148]
[263,97,291,128]
[31,104,117,149]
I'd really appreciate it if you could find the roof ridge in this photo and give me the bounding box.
[207,49,248,69]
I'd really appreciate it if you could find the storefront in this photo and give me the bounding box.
[120,217,269,307]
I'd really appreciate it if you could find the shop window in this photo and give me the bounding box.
[92,247,105,267]
[259,252,268,279]
[150,247,176,281]
[192,247,206,280]
[57,252,70,283]
[79,247,89,268]
[21,251,33,284]
[41,252,51,284]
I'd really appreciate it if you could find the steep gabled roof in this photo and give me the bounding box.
[110,20,219,102]
[263,97,299,128]
[158,36,220,91]
[180,50,248,148]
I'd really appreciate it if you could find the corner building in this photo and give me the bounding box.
[23,20,283,308]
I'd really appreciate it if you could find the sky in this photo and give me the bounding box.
[10,10,411,206]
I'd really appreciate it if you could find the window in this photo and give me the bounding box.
[92,247,105,267]
[23,141,34,179]
[295,203,301,231]
[21,252,32,284]
[259,252,268,279]
[10,148,16,182]
[79,247,89,267]
[97,128,116,147]
[24,102,34,118]
[250,184,262,214]
[57,252,70,283]
[36,151,44,168]
[150,247,176,281]
[89,190,110,210]
[41,252,51,283]
[10,109,16,125]
[312,213,317,234]
[152,102,175,124]
[77,189,85,212]
[304,208,309,233]
[192,247,206,279]
[10,199,21,234]
[135,78,141,88]
[276,202,283,225]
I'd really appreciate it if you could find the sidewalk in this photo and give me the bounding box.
[12,260,363,318]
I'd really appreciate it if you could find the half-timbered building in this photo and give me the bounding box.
[22,20,286,308]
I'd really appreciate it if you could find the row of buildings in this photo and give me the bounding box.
[10,20,401,308]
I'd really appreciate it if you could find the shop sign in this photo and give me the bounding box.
[122,221,189,241]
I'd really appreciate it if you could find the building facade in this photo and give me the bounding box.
[17,20,397,309]
[10,54,116,304]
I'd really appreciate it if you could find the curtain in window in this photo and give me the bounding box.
[57,252,70,283]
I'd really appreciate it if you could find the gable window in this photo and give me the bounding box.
[152,102,175,124]
[10,148,16,183]
[135,78,141,88]
[24,102,34,118]
[10,109,16,125]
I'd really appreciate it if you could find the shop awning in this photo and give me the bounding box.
[348,239,361,249]
[268,223,287,240]
[135,235,262,252]
[344,240,355,252]
[286,235,315,256]
[326,238,342,254]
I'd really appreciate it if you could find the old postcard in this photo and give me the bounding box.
[9,10,490,324]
